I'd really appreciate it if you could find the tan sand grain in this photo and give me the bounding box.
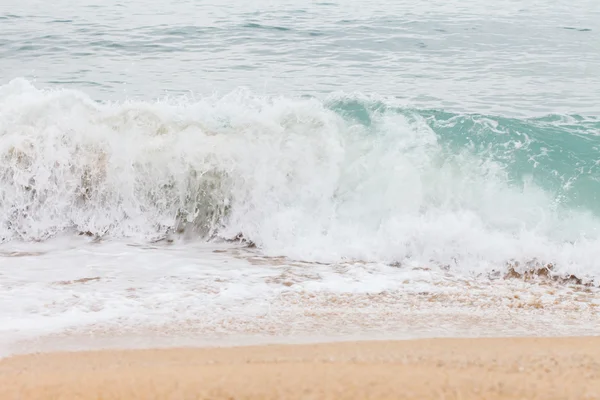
[1,337,600,399]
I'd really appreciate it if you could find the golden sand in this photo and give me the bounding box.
[2,337,600,399]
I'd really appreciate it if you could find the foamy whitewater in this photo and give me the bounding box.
[1,0,600,355]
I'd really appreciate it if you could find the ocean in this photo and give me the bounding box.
[1,0,600,354]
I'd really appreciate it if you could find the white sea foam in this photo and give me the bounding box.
[2,238,600,356]
[2,79,600,278]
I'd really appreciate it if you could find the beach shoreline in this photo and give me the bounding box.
[2,336,600,399]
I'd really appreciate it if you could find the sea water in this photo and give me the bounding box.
[1,0,600,354]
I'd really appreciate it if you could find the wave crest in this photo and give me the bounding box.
[1,79,600,280]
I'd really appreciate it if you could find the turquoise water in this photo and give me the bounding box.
[329,99,600,213]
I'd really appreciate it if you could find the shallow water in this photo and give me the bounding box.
[1,237,599,357]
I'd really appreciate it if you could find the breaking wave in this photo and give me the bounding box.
[2,78,600,279]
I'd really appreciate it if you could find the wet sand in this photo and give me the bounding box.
[1,337,600,399]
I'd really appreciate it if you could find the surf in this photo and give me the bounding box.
[1,78,600,282]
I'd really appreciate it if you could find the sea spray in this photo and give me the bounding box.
[1,78,600,280]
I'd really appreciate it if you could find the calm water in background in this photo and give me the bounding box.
[1,0,600,353]
[2,0,600,115]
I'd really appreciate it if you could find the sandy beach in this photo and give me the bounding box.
[2,337,600,399]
